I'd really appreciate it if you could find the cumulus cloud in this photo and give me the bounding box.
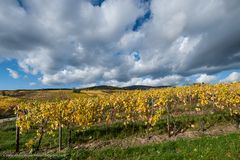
[221,72,240,83]
[41,66,104,85]
[0,0,240,86]
[196,74,217,83]
[132,75,184,86]
[6,68,19,79]
[83,75,185,88]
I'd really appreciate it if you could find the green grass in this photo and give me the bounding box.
[0,121,16,152]
[67,133,240,160]
[2,132,240,159]
[0,121,62,153]
[75,111,231,142]
[0,121,38,154]
[0,111,233,152]
[0,111,238,160]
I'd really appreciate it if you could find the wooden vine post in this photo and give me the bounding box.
[67,125,72,148]
[15,112,20,153]
[166,105,171,138]
[59,111,62,151]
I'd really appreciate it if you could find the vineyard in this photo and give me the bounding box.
[1,82,240,159]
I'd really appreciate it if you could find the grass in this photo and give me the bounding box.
[0,121,36,153]
[2,131,240,159]
[0,121,63,154]
[74,111,232,143]
[0,111,233,152]
[66,133,240,160]
[0,111,239,159]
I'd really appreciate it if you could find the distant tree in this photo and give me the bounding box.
[72,88,81,93]
[2,91,6,96]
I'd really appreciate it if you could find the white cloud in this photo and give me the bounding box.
[41,66,104,85]
[101,75,184,87]
[6,68,20,79]
[221,72,240,83]
[117,31,145,51]
[0,0,240,86]
[196,74,216,83]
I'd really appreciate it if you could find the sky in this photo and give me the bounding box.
[0,0,240,90]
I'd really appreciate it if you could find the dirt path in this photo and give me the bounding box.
[0,117,16,123]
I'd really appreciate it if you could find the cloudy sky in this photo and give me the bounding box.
[0,0,240,89]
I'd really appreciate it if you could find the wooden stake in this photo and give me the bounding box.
[166,106,171,138]
[59,123,62,151]
[68,127,72,148]
[15,113,20,153]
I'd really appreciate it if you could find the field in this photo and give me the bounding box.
[0,83,240,159]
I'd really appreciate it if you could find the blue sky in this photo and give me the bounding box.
[0,59,80,90]
[0,0,240,90]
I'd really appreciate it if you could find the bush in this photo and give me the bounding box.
[1,91,6,96]
[72,88,81,93]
